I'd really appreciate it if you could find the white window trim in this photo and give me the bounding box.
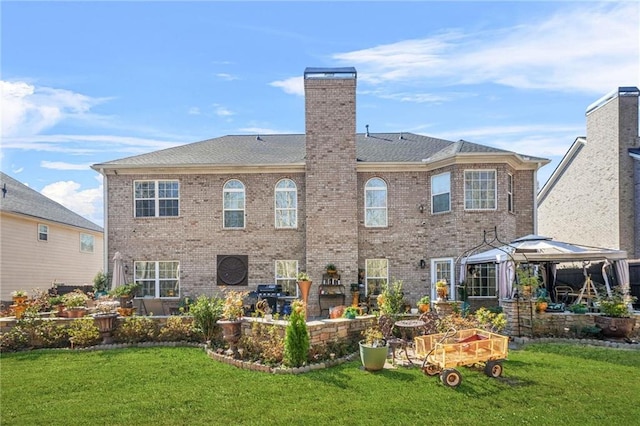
[365,258,389,296]
[364,177,388,228]
[430,258,455,301]
[38,224,48,242]
[464,169,497,211]
[431,172,451,214]
[223,179,246,229]
[275,259,299,297]
[507,173,515,213]
[274,179,298,229]
[133,180,180,218]
[466,263,497,298]
[80,233,94,253]
[134,261,180,299]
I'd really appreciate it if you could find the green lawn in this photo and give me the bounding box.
[2,343,639,425]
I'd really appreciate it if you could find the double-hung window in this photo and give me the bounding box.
[134,180,179,217]
[275,260,298,297]
[223,179,245,229]
[134,261,180,298]
[80,233,94,253]
[365,258,388,296]
[464,170,496,210]
[275,179,297,228]
[38,224,48,241]
[507,173,515,213]
[431,172,451,214]
[365,178,387,227]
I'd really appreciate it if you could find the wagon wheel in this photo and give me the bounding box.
[440,369,462,388]
[484,360,503,378]
[422,363,440,376]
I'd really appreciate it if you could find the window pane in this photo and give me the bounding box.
[432,173,450,194]
[366,190,386,208]
[135,182,155,199]
[224,192,245,209]
[80,234,94,253]
[159,199,179,216]
[158,181,179,198]
[224,211,244,228]
[276,260,298,296]
[135,200,155,217]
[365,178,387,227]
[432,193,450,214]
[365,209,387,227]
[464,171,496,210]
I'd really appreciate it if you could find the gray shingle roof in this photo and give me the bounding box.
[0,172,103,232]
[93,132,546,168]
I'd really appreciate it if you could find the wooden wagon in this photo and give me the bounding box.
[414,328,509,388]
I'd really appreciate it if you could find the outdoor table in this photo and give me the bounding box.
[394,319,426,365]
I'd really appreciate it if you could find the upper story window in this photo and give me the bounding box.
[80,233,94,253]
[134,180,179,218]
[365,178,387,227]
[431,172,451,214]
[464,170,496,210]
[275,259,298,297]
[365,258,388,296]
[223,179,245,229]
[507,173,515,213]
[38,224,48,241]
[134,260,180,298]
[275,179,297,228]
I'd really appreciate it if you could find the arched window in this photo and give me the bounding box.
[223,179,245,229]
[275,179,297,228]
[365,178,387,227]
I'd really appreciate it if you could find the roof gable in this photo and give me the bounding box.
[0,172,103,233]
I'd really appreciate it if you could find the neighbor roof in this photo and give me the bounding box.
[0,172,103,233]
[92,132,547,169]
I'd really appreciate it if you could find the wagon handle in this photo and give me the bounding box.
[421,327,458,369]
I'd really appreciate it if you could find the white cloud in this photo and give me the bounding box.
[41,179,103,224]
[269,76,304,96]
[1,80,111,137]
[188,107,201,115]
[216,73,238,81]
[332,3,639,95]
[41,161,94,171]
[214,104,234,117]
[239,127,290,135]
[3,134,182,154]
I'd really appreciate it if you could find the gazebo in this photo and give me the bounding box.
[460,234,629,303]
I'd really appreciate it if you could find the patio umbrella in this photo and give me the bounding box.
[112,251,127,290]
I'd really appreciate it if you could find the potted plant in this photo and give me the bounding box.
[217,290,248,356]
[359,324,388,371]
[110,282,140,314]
[568,303,588,314]
[92,270,109,298]
[11,290,28,305]
[417,296,431,313]
[343,306,359,319]
[49,295,65,316]
[435,280,448,301]
[326,263,337,275]
[93,298,119,344]
[516,268,538,299]
[535,295,549,313]
[594,290,637,338]
[63,290,89,318]
[296,271,312,318]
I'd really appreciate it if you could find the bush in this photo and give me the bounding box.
[68,318,101,347]
[113,317,157,344]
[283,300,310,367]
[376,278,405,318]
[239,321,284,365]
[157,316,198,342]
[189,295,224,342]
[0,328,29,352]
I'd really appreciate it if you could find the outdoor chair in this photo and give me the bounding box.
[378,315,404,365]
[418,311,440,335]
[554,285,578,304]
[140,298,165,316]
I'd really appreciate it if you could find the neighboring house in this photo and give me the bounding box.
[538,87,639,259]
[92,67,548,316]
[0,171,104,305]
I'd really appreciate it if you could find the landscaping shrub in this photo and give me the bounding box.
[157,316,199,342]
[113,316,157,344]
[67,318,101,347]
[283,300,310,367]
[239,320,284,365]
[189,295,224,342]
[0,327,29,352]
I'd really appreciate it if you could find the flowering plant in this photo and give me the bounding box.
[297,271,310,281]
[94,298,119,315]
[63,289,90,308]
[12,290,28,298]
[221,290,248,321]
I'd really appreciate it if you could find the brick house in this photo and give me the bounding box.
[538,87,639,260]
[92,67,548,317]
[0,171,104,305]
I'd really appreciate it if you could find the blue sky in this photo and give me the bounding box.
[2,1,638,227]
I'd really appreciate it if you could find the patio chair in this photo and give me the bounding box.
[554,285,577,304]
[140,298,165,316]
[378,315,404,365]
[418,311,440,335]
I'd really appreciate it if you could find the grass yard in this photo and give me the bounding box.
[2,343,639,425]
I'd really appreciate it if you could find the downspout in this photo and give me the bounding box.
[533,163,540,235]
[100,168,109,275]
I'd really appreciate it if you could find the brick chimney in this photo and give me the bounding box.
[303,67,359,310]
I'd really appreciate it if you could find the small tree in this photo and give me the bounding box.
[189,295,224,342]
[283,300,310,367]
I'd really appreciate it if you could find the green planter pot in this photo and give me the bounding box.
[359,341,388,371]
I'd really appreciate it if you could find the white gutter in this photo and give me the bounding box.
[99,168,109,276]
